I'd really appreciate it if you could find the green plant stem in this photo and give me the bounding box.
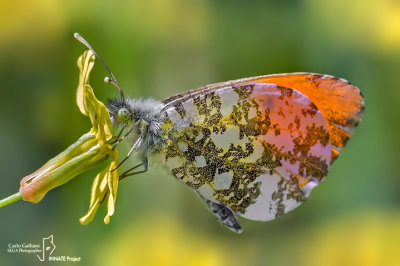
[0,192,22,208]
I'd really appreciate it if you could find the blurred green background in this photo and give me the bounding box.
[1,0,399,265]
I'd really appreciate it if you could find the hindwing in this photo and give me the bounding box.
[161,82,333,221]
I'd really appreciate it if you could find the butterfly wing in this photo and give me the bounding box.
[163,72,364,161]
[161,82,331,221]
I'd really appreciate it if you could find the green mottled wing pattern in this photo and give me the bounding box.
[160,82,332,221]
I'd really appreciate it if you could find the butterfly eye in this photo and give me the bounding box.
[117,108,131,122]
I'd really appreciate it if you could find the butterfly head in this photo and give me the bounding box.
[117,107,131,122]
[107,98,134,126]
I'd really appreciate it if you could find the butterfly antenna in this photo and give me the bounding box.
[74,32,125,101]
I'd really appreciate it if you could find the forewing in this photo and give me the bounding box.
[163,72,364,161]
[161,83,331,221]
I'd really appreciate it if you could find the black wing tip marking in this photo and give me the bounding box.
[200,195,243,233]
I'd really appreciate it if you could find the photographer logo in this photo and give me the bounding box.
[7,235,81,262]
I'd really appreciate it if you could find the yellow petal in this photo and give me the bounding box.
[83,84,113,141]
[76,50,113,141]
[76,50,95,116]
[80,148,119,225]
[79,165,109,225]
[104,151,119,224]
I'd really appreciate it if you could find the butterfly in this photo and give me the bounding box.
[76,34,365,233]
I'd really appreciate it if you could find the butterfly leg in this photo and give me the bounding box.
[112,136,143,172]
[198,194,242,233]
[111,125,127,145]
[112,126,135,149]
[112,120,142,150]
[119,157,148,181]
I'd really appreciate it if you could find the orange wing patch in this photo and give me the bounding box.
[249,73,364,161]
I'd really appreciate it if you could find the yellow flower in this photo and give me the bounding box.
[18,50,119,224]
